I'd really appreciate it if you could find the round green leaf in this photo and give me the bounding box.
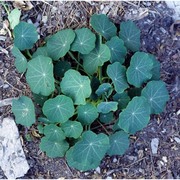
[12,46,27,73]
[47,29,75,60]
[60,69,91,105]
[149,54,161,80]
[54,61,71,78]
[72,131,110,166]
[113,92,130,110]
[126,52,153,87]
[44,124,65,141]
[99,112,114,123]
[12,96,35,127]
[14,22,38,50]
[119,20,140,52]
[82,44,111,75]
[141,80,169,114]
[71,28,96,54]
[95,83,112,96]
[77,103,98,125]
[106,36,127,64]
[42,95,74,123]
[8,8,21,29]
[97,102,118,114]
[107,62,129,93]
[32,93,48,106]
[32,47,49,58]
[107,131,129,156]
[40,136,69,158]
[38,117,51,124]
[117,96,151,134]
[90,14,117,40]
[66,147,100,171]
[26,55,55,96]
[61,121,83,139]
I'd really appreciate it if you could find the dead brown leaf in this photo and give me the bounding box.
[13,0,33,11]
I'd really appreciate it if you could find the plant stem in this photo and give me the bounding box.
[77,53,80,70]
[97,120,110,135]
[26,50,32,58]
[98,66,102,84]
[68,51,83,69]
[0,2,10,16]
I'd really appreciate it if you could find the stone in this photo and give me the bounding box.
[151,138,159,154]
[0,117,30,178]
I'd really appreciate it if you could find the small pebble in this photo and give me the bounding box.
[151,138,159,154]
[3,84,9,89]
[113,158,117,163]
[95,166,100,174]
[106,176,112,179]
[174,137,180,144]
[128,156,137,161]
[162,156,168,163]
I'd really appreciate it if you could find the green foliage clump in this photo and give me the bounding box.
[11,14,169,171]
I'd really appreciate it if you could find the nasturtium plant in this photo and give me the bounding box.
[11,14,169,171]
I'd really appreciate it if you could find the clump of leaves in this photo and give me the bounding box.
[11,14,169,171]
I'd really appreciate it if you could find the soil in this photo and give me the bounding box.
[0,1,179,179]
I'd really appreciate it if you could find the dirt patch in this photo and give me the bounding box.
[0,1,179,179]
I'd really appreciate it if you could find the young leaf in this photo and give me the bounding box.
[54,61,71,78]
[149,54,161,80]
[42,95,74,123]
[71,28,96,54]
[66,147,100,171]
[95,83,112,96]
[12,96,35,127]
[26,55,55,96]
[43,124,65,141]
[90,14,117,40]
[14,22,38,50]
[99,112,114,123]
[47,29,75,60]
[8,8,21,29]
[126,52,153,87]
[106,36,127,64]
[32,93,48,106]
[72,131,110,167]
[77,103,98,125]
[12,46,27,73]
[60,69,91,105]
[119,20,140,52]
[40,137,69,158]
[97,102,118,114]
[141,80,169,114]
[113,92,131,110]
[32,47,49,58]
[61,121,83,139]
[107,62,129,93]
[82,44,111,75]
[107,131,129,156]
[38,117,51,124]
[117,96,151,134]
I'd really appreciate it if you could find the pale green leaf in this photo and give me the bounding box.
[8,8,21,29]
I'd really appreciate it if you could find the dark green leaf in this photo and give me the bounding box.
[60,69,91,105]
[119,20,140,52]
[26,55,55,96]
[32,93,48,106]
[126,52,153,87]
[42,95,74,123]
[107,131,129,156]
[118,96,151,134]
[95,83,112,96]
[97,101,118,114]
[106,36,127,63]
[71,28,96,54]
[90,14,117,40]
[77,103,98,125]
[141,80,169,114]
[54,61,71,78]
[107,62,129,93]
[12,96,35,127]
[113,92,130,109]
[12,46,27,73]
[82,44,111,75]
[128,88,142,99]
[99,112,114,123]
[61,121,83,139]
[14,22,38,50]
[47,29,75,60]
